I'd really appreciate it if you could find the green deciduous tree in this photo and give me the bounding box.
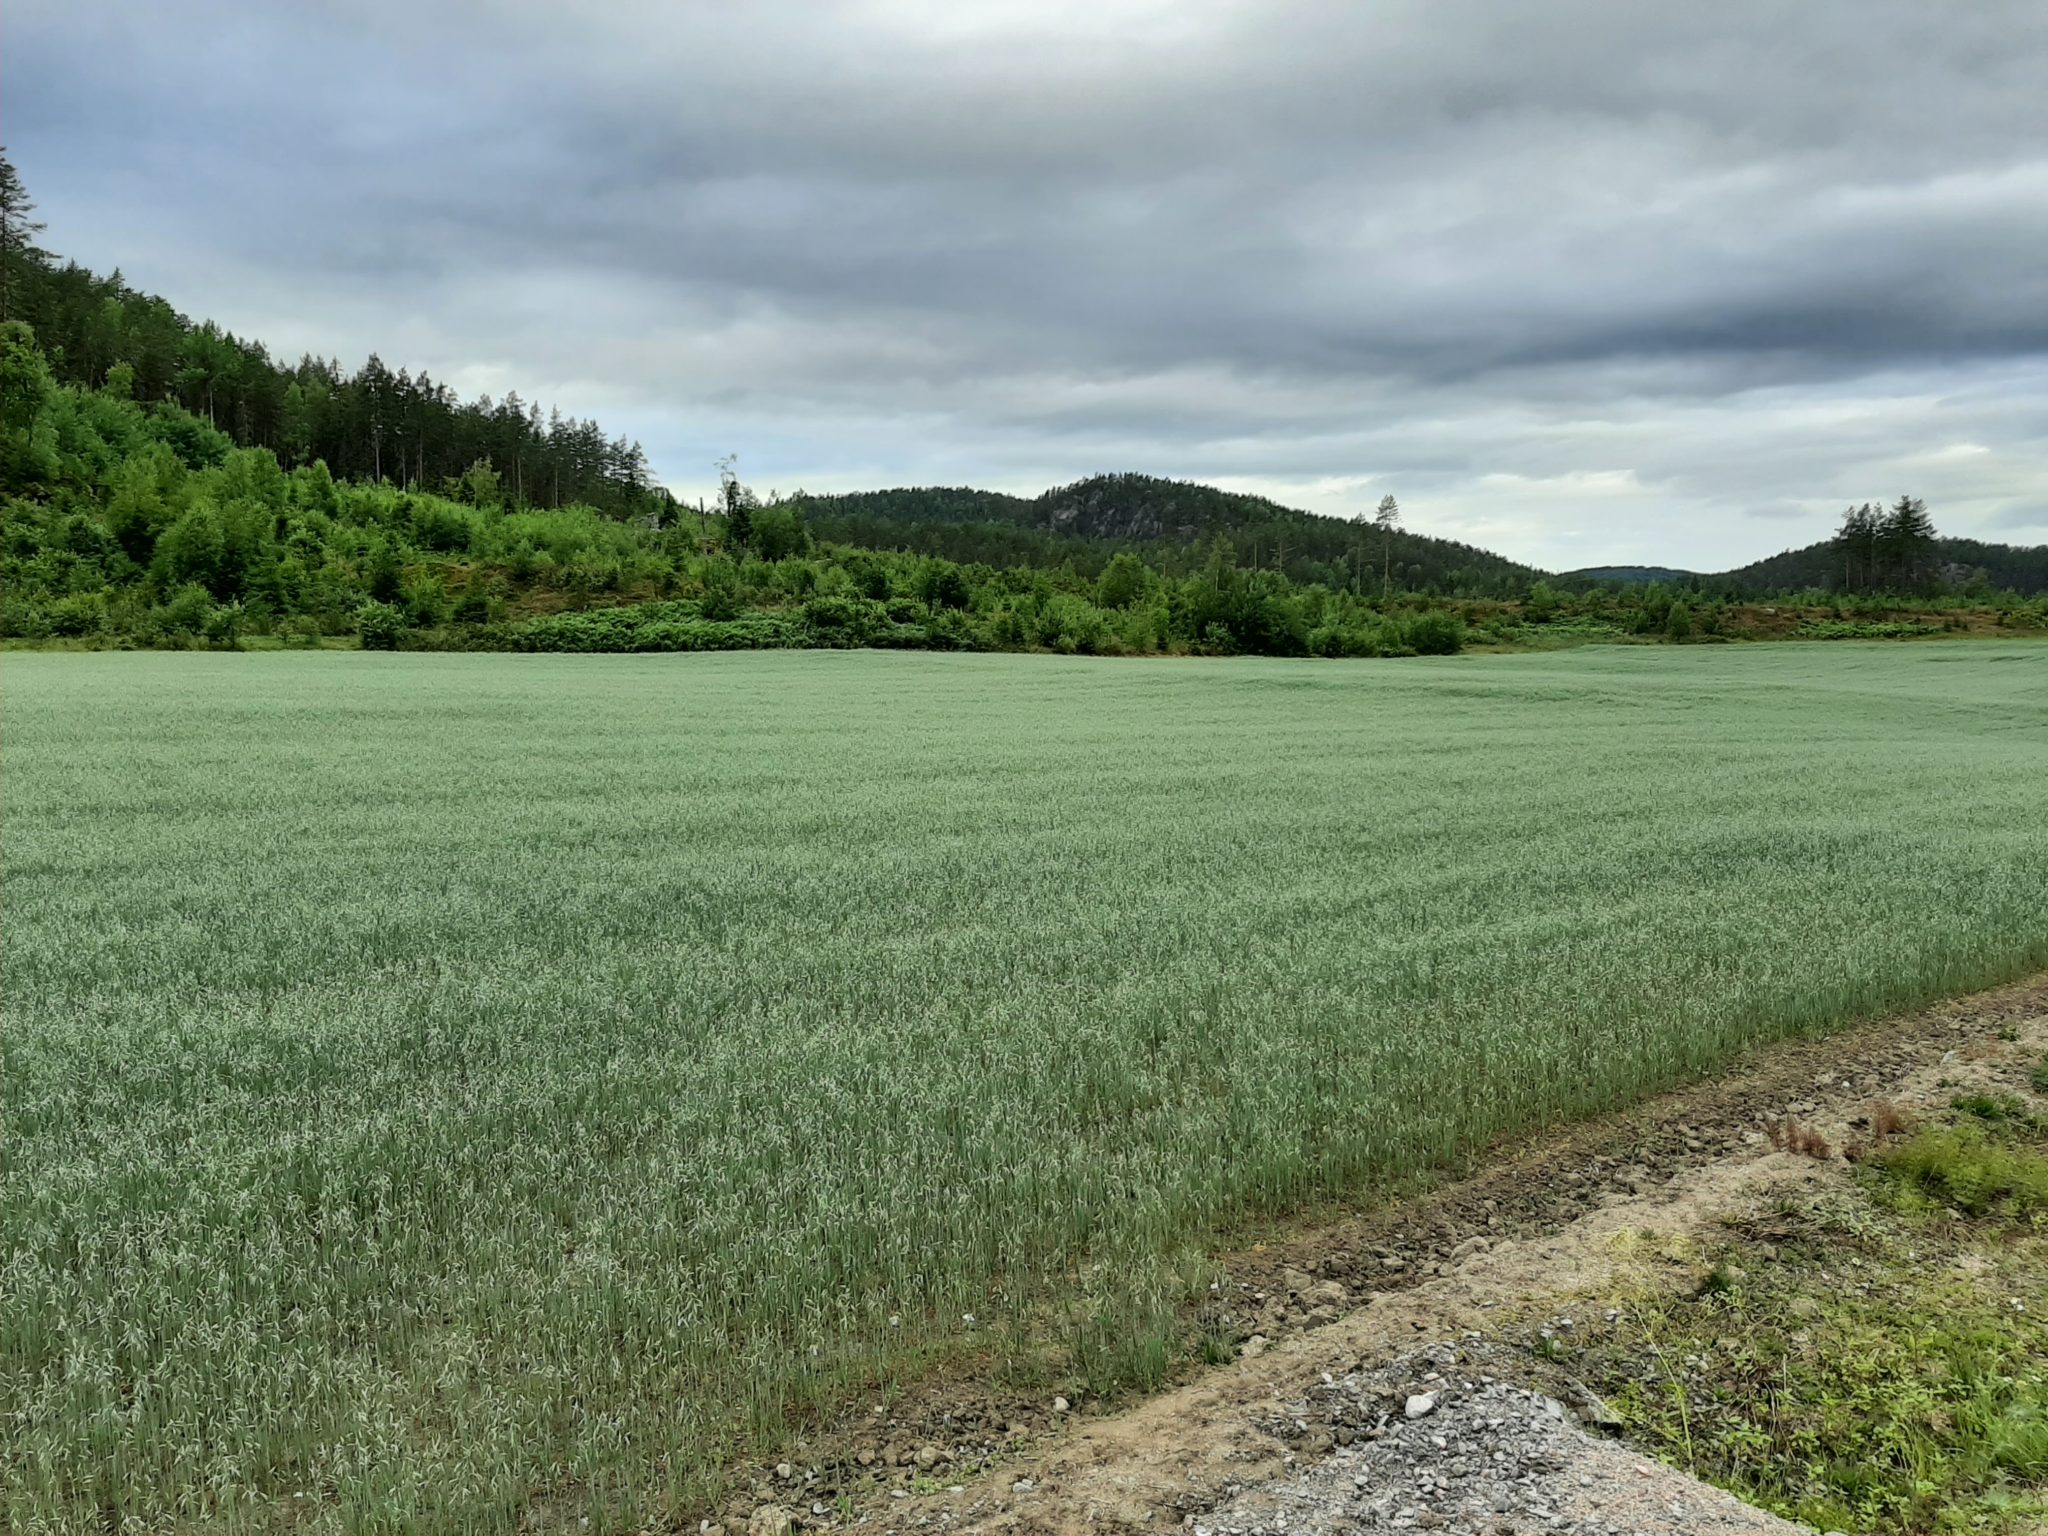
[1095,552,1149,609]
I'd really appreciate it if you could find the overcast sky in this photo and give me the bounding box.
[13,1,2048,569]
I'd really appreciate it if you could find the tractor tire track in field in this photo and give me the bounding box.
[720,974,2048,1536]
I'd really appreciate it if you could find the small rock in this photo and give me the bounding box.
[1240,1334,1269,1359]
[1404,1392,1437,1419]
[746,1507,793,1536]
[1052,1396,1070,1413]
[1449,1237,1489,1262]
[1566,1383,1623,1430]
[914,1446,940,1470]
[774,1462,794,1482]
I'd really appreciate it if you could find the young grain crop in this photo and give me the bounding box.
[4,643,2046,1531]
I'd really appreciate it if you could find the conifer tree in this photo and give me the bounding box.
[0,150,45,324]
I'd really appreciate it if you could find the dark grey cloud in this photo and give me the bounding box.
[13,0,2048,567]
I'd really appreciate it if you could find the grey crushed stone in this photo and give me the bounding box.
[1185,1347,1807,1536]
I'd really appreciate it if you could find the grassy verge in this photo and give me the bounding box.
[1555,1084,2048,1534]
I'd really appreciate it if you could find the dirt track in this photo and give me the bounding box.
[723,976,2047,1536]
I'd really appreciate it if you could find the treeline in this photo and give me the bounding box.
[797,474,1540,597]
[1721,514,2048,598]
[0,322,1475,657]
[5,148,2043,655]
[0,151,665,518]
[1565,500,2048,599]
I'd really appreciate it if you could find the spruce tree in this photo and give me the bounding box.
[1878,495,1938,593]
[0,150,46,323]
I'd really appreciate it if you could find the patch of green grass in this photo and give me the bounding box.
[1879,1124,2048,1217]
[1565,1118,2048,1534]
[1950,1091,2042,1130]
[4,643,2048,1531]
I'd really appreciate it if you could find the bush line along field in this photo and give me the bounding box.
[8,321,2048,661]
[5,642,2048,1532]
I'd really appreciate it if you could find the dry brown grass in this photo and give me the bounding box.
[1765,1118,1834,1159]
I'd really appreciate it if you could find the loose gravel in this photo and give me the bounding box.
[1189,1346,1804,1536]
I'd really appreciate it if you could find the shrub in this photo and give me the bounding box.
[401,575,451,628]
[801,594,887,644]
[202,600,244,650]
[452,583,493,624]
[1308,622,1385,658]
[44,593,105,638]
[160,582,215,637]
[1401,611,1465,656]
[0,597,51,638]
[356,601,405,651]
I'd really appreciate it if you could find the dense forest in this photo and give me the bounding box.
[800,476,1540,596]
[0,155,664,519]
[3,149,2045,656]
[1719,526,2048,597]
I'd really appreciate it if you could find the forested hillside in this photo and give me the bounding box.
[0,317,1492,658]
[800,475,1539,596]
[0,156,663,518]
[1719,534,2048,597]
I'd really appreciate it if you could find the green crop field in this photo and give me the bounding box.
[6,643,2047,1532]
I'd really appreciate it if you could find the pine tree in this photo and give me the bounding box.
[1374,494,1401,597]
[718,454,752,550]
[0,150,46,324]
[1833,503,1880,591]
